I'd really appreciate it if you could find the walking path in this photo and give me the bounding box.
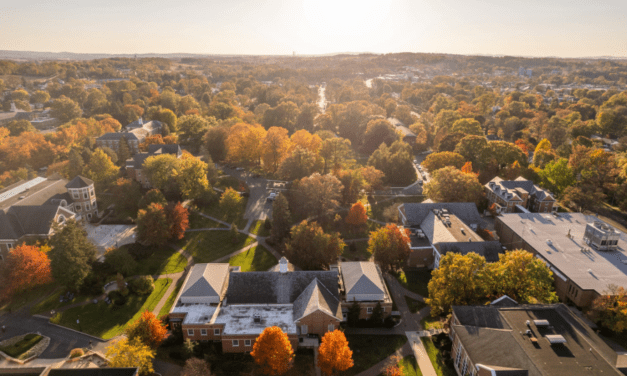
[406,332,438,376]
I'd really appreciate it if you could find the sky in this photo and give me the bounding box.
[1,0,626,58]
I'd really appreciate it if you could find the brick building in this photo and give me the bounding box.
[485,176,556,214]
[125,144,182,188]
[95,118,162,154]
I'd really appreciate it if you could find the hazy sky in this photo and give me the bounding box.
[1,0,626,57]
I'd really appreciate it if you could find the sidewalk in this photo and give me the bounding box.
[406,331,438,376]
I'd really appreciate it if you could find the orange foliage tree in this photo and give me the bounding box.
[317,330,354,376]
[368,224,411,271]
[461,161,473,174]
[345,202,368,227]
[166,202,189,240]
[125,310,168,349]
[250,326,294,375]
[0,244,53,301]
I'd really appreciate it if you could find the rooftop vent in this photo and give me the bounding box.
[546,335,567,345]
[253,314,261,324]
[546,240,552,246]
[533,320,550,327]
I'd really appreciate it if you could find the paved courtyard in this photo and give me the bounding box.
[85,224,136,258]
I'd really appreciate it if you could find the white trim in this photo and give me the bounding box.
[232,340,239,347]
[214,328,221,336]
[187,329,194,336]
[245,339,251,346]
[366,307,373,314]
[201,329,207,336]
[476,364,497,376]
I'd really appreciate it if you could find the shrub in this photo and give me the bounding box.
[70,348,84,358]
[50,313,62,324]
[130,276,155,296]
[80,272,104,295]
[264,218,272,230]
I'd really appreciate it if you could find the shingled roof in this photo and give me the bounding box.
[181,264,230,298]
[401,203,484,227]
[341,262,385,295]
[65,175,94,189]
[292,278,342,321]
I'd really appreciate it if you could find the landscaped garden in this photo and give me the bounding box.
[158,280,183,318]
[30,289,94,315]
[176,230,255,263]
[389,355,422,376]
[229,245,277,271]
[395,268,432,297]
[52,278,171,339]
[341,335,408,376]
[0,334,44,360]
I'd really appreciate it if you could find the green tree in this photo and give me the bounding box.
[422,151,465,173]
[454,135,488,166]
[139,189,167,210]
[142,154,179,191]
[178,114,213,153]
[6,119,35,136]
[219,187,244,222]
[174,153,209,200]
[320,137,353,174]
[423,166,483,205]
[368,224,411,272]
[67,149,85,178]
[347,300,361,326]
[104,247,138,276]
[291,173,343,220]
[539,158,575,195]
[286,221,345,270]
[451,118,483,136]
[51,96,82,123]
[277,146,321,181]
[270,194,292,244]
[83,148,119,191]
[49,219,97,291]
[136,203,169,246]
[117,135,131,165]
[203,126,228,162]
[362,118,398,154]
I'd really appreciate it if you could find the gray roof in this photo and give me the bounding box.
[49,368,138,376]
[453,306,510,329]
[401,203,484,227]
[497,213,627,295]
[292,278,342,321]
[127,144,182,169]
[225,270,339,304]
[396,125,416,138]
[438,241,503,262]
[490,295,519,307]
[181,263,230,298]
[96,131,140,142]
[65,175,94,189]
[341,262,386,295]
[486,177,554,203]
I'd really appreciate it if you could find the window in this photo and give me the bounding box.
[455,342,462,369]
[367,307,373,314]
[83,191,89,199]
[8,243,13,250]
[137,171,141,177]
[201,329,207,336]
[75,204,82,211]
[461,357,468,375]
[58,215,66,224]
[245,339,251,346]
[601,240,607,245]
[232,340,239,347]
[90,189,94,196]
[85,203,91,211]
[72,191,79,199]
[214,328,221,336]
[328,324,334,332]
[187,329,194,336]
[300,325,308,334]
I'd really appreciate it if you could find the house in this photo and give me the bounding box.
[169,258,392,352]
[485,177,556,214]
[388,118,416,144]
[0,175,98,260]
[449,302,627,376]
[399,203,502,268]
[126,144,182,188]
[495,212,627,307]
[95,118,162,154]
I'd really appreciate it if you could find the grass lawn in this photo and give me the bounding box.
[0,284,58,313]
[337,220,382,241]
[30,290,94,315]
[341,335,407,376]
[176,230,255,263]
[0,334,43,359]
[229,245,277,271]
[395,268,431,297]
[421,338,456,376]
[158,279,183,318]
[405,296,427,313]
[249,220,271,237]
[53,278,171,340]
[420,315,444,330]
[385,355,422,376]
[198,198,249,229]
[369,196,424,223]
[341,240,371,262]
[188,211,226,229]
[120,244,188,276]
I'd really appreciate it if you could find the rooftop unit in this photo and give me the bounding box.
[584,221,620,251]
[546,334,567,345]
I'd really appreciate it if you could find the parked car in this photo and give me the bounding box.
[235,167,245,171]
[267,192,277,202]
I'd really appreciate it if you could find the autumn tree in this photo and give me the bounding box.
[250,326,294,376]
[362,118,398,154]
[345,202,368,228]
[422,151,465,173]
[270,193,292,244]
[83,148,119,191]
[174,152,210,200]
[51,96,83,123]
[165,202,189,240]
[454,135,488,167]
[277,146,321,181]
[461,161,474,174]
[0,244,53,301]
[451,118,483,136]
[367,141,417,186]
[136,203,169,246]
[423,166,483,205]
[142,153,179,191]
[203,126,229,161]
[106,338,154,376]
[49,219,97,291]
[6,119,35,136]
[178,114,213,153]
[320,137,353,174]
[317,330,354,376]
[588,285,627,333]
[291,173,343,220]
[368,224,411,271]
[226,122,267,165]
[291,129,322,153]
[181,358,212,376]
[220,187,244,222]
[263,126,292,174]
[117,135,131,165]
[138,188,167,210]
[286,221,345,270]
[125,310,168,349]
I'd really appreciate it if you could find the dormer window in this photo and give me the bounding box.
[253,314,261,324]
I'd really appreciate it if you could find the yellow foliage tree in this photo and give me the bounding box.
[106,338,154,376]
[291,129,322,153]
[226,122,266,165]
[250,326,294,375]
[263,127,292,174]
[317,330,354,376]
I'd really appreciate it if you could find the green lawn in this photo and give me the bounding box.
[30,290,94,315]
[158,279,183,318]
[341,240,371,262]
[249,220,271,237]
[420,315,444,330]
[0,334,43,360]
[398,355,422,376]
[337,220,382,240]
[405,296,427,313]
[120,244,188,276]
[229,245,277,271]
[0,284,58,313]
[53,278,171,340]
[421,338,456,376]
[198,197,249,229]
[341,335,408,376]
[188,211,226,229]
[176,230,256,263]
[395,268,432,297]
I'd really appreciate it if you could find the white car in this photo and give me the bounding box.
[267,192,277,202]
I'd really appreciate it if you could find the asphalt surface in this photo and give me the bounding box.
[220,166,274,221]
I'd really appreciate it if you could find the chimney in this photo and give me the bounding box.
[279,257,288,274]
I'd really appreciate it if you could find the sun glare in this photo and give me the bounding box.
[302,0,391,39]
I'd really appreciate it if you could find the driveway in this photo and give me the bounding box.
[220,166,273,221]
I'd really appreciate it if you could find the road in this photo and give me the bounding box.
[219,166,273,221]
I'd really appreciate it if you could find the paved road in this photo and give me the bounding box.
[220,166,273,221]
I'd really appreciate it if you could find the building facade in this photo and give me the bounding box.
[485,176,556,214]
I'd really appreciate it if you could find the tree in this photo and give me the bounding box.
[423,166,483,205]
[291,173,343,220]
[437,132,466,152]
[138,188,167,210]
[49,219,97,291]
[106,338,154,376]
[291,129,322,153]
[125,310,168,349]
[589,285,627,333]
[142,154,179,191]
[203,126,228,161]
[368,224,411,271]
[83,148,119,191]
[347,301,360,326]
[250,326,294,376]
[263,126,292,174]
[461,161,474,174]
[6,119,35,136]
[270,194,292,244]
[286,221,345,270]
[538,158,575,196]
[30,90,50,104]
[277,146,321,181]
[535,138,552,153]
[110,178,142,218]
[175,153,210,200]
[67,149,85,178]
[337,169,365,206]
[104,247,137,276]
[454,135,488,166]
[117,135,131,164]
[367,141,417,186]
[451,118,483,136]
[181,358,212,376]
[422,151,465,173]
[563,185,605,212]
[0,244,53,301]
[320,137,352,174]
[362,119,398,154]
[51,96,82,123]
[220,187,244,222]
[317,330,354,376]
[166,202,189,240]
[136,203,169,246]
[226,122,267,165]
[426,252,488,316]
[178,114,213,153]
[533,148,557,169]
[345,201,368,228]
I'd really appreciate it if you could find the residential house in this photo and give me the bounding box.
[485,176,556,214]
[126,144,182,188]
[399,203,502,268]
[169,258,392,352]
[95,118,162,154]
[388,118,417,144]
[0,175,98,260]
[495,212,627,307]
[449,302,627,376]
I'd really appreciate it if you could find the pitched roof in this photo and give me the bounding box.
[292,278,342,321]
[490,295,519,307]
[181,263,230,298]
[486,176,554,203]
[341,262,385,295]
[401,203,484,227]
[65,175,94,189]
[438,241,504,262]
[6,205,70,237]
[127,145,182,169]
[453,306,510,329]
